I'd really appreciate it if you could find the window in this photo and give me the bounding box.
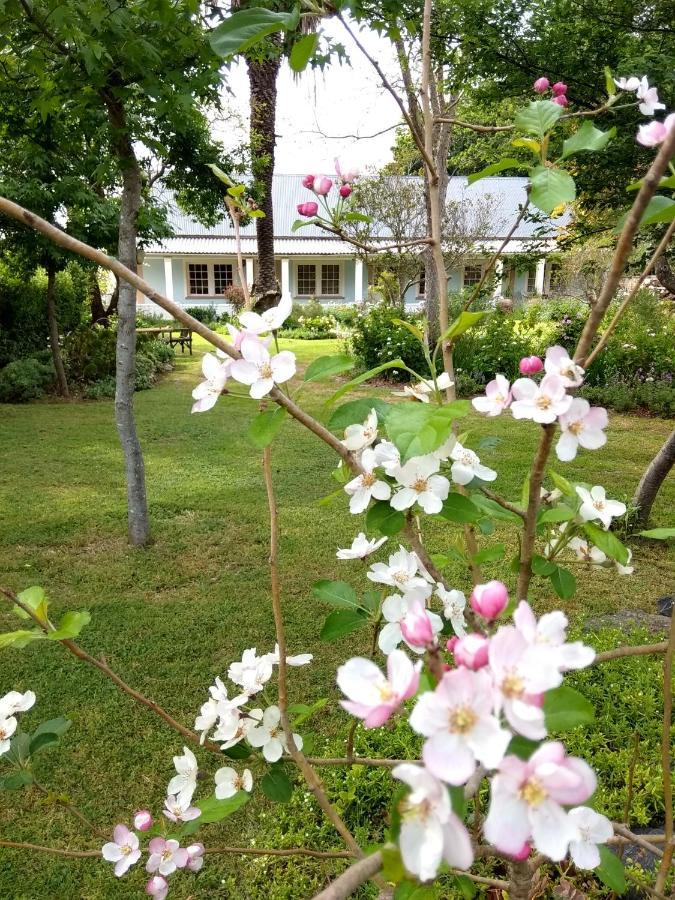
[188,263,209,296]
[463,264,483,287]
[321,264,340,296]
[214,263,233,294]
[297,264,316,296]
[526,268,537,294]
[418,268,426,296]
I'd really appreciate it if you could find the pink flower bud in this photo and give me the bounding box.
[339,184,353,198]
[519,355,543,374]
[400,599,435,648]
[533,77,550,93]
[312,176,332,196]
[302,174,315,188]
[551,81,567,96]
[470,580,509,620]
[552,94,569,107]
[146,876,169,900]
[510,842,532,862]
[186,842,205,872]
[453,633,490,670]
[446,636,459,653]
[133,810,153,831]
[297,201,319,217]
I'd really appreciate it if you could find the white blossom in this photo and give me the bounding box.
[343,447,391,514]
[391,455,450,515]
[167,746,198,807]
[214,766,253,799]
[450,442,497,485]
[336,532,388,559]
[435,585,467,637]
[342,409,378,452]
[575,485,626,529]
[247,705,302,762]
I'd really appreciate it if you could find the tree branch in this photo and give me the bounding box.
[0,840,100,858]
[205,845,355,859]
[516,424,556,600]
[311,852,383,900]
[655,614,674,893]
[592,642,668,665]
[480,487,526,519]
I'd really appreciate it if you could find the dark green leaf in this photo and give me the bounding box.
[327,399,391,431]
[289,32,319,72]
[583,522,629,565]
[29,732,60,755]
[209,7,300,57]
[515,100,563,137]
[549,565,576,600]
[468,158,523,184]
[532,554,556,577]
[596,845,626,894]
[312,580,360,609]
[529,165,576,214]
[221,743,251,760]
[452,875,478,899]
[477,517,495,536]
[561,122,615,158]
[638,527,675,540]
[33,718,71,739]
[438,492,480,524]
[261,765,293,803]
[181,791,249,835]
[472,494,523,523]
[472,543,505,565]
[507,735,540,760]
[448,785,467,819]
[361,590,381,613]
[342,211,372,223]
[366,501,405,536]
[0,770,33,790]
[544,685,594,732]
[385,400,470,462]
[5,732,31,766]
[538,505,576,524]
[320,608,368,641]
[304,354,355,383]
[247,407,287,450]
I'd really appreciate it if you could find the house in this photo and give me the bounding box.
[138,175,564,315]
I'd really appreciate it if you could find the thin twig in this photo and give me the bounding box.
[32,780,106,840]
[480,487,526,520]
[612,822,664,859]
[592,642,668,665]
[204,846,354,859]
[311,852,383,900]
[655,614,675,893]
[516,424,556,600]
[0,840,99,858]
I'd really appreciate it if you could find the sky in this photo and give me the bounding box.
[215,18,404,176]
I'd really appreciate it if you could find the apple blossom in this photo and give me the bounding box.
[568,807,613,869]
[435,585,467,637]
[637,114,675,147]
[392,372,453,402]
[484,742,596,860]
[556,399,608,461]
[133,810,153,832]
[342,409,378,452]
[0,690,35,717]
[489,626,562,738]
[228,647,274,696]
[339,184,352,198]
[230,337,296,399]
[392,763,473,881]
[451,633,490,670]
[297,201,319,217]
[167,746,198,806]
[186,842,205,873]
[312,176,332,195]
[380,590,443,654]
[335,158,359,184]
[450,442,497,485]
[615,547,634,575]
[367,546,433,593]
[432,433,458,461]
[552,81,567,96]
[213,709,259,747]
[336,532,387,559]
[513,601,595,672]
[472,374,511,416]
[146,875,169,900]
[614,75,641,92]
[373,439,401,475]
[343,447,391,514]
[519,355,543,375]
[102,824,141,877]
[214,766,253,799]
[301,174,315,188]
[575,485,626,529]
[267,644,314,668]
[411,668,511,784]
[544,345,585,387]
[239,294,292,334]
[391,454,450,515]
[637,76,665,116]
[552,94,569,107]
[511,374,572,424]
[337,650,420,727]
[470,580,509,620]
[163,793,201,823]
[568,537,607,565]
[533,77,550,93]
[0,714,17,756]
[400,597,436,648]
[191,353,230,413]
[195,698,220,743]
[247,705,302,762]
[146,837,189,876]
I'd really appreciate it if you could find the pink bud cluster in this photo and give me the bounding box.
[297,159,359,216]
[533,76,569,107]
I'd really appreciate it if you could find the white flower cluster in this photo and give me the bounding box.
[0,689,35,755]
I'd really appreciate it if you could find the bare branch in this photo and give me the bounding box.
[0,841,100,858]
[311,852,383,900]
[516,424,556,600]
[480,487,527,520]
[592,642,668,665]
[204,846,354,859]
[655,615,675,893]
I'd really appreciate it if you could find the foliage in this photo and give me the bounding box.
[283,315,338,340]
[62,327,174,393]
[579,381,675,418]
[222,285,247,310]
[82,376,117,401]
[0,357,54,403]
[350,304,428,380]
[184,304,223,326]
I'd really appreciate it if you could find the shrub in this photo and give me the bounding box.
[580,380,675,417]
[82,376,116,400]
[138,337,175,369]
[284,315,337,339]
[222,285,246,310]
[64,325,117,383]
[134,352,157,391]
[350,304,428,380]
[0,357,54,402]
[184,304,220,325]
[329,304,359,327]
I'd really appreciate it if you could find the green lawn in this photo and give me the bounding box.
[0,337,673,899]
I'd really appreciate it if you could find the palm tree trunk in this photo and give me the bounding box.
[247,53,281,313]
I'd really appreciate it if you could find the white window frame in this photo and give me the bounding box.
[462,262,484,289]
[184,259,239,298]
[526,267,537,295]
[294,261,343,299]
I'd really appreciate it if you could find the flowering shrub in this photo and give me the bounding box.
[350,304,428,381]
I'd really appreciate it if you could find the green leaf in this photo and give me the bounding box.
[341,211,372,223]
[0,629,46,649]
[515,100,563,138]
[511,137,541,154]
[438,493,481,524]
[288,698,327,727]
[529,165,576,214]
[29,732,60,755]
[381,846,405,882]
[531,554,556,577]
[33,717,71,739]
[181,791,249,835]
[221,742,251,760]
[604,66,616,97]
[289,32,319,71]
[451,875,478,900]
[261,765,293,803]
[327,399,391,431]
[207,164,233,186]
[467,158,523,185]
[48,610,91,641]
[472,543,505,565]
[5,732,31,766]
[366,501,405,536]
[638,527,675,540]
[304,354,355,383]
[325,359,408,407]
[508,734,540,760]
[544,685,594,732]
[549,564,576,600]
[209,7,300,57]
[438,311,485,344]
[361,590,381,613]
[248,407,287,450]
[561,122,615,158]
[596,845,626,894]
[448,785,467,819]
[0,770,34,790]
[385,400,470,463]
[394,882,438,900]
[538,505,575,523]
[393,318,425,343]
[312,580,360,610]
[291,218,314,232]
[638,195,675,228]
[320,608,368,641]
[583,522,629,565]
[548,470,575,497]
[15,586,49,624]
[472,494,523,523]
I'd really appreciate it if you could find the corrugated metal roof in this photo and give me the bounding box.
[146,175,567,255]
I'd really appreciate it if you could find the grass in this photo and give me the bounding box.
[0,336,673,899]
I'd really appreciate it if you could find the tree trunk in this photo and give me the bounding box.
[46,264,69,398]
[654,253,675,295]
[89,269,109,325]
[105,94,151,547]
[632,428,675,527]
[247,52,281,313]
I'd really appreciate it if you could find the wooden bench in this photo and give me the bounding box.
[137,326,193,355]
